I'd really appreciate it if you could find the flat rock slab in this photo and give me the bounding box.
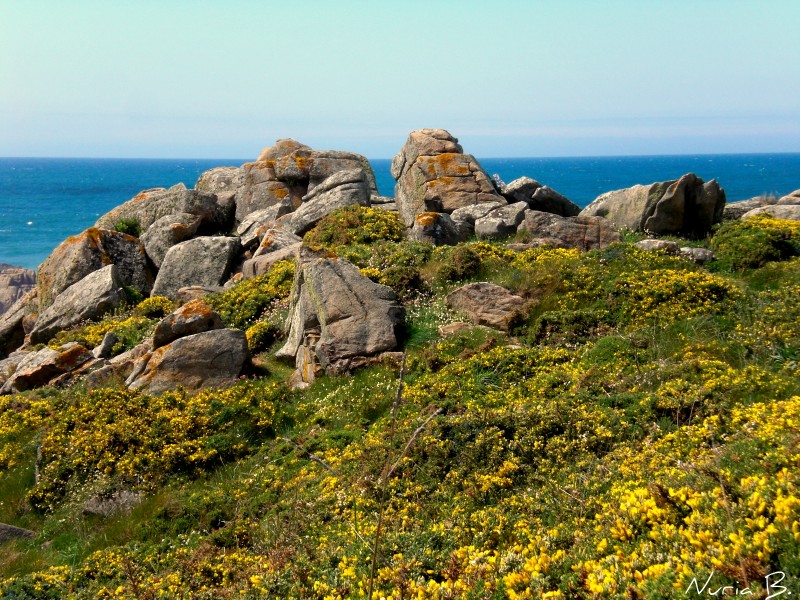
[152,237,242,299]
[152,299,223,348]
[445,282,526,331]
[0,343,93,394]
[127,328,248,395]
[742,205,800,221]
[30,265,126,344]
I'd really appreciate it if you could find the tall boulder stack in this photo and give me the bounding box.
[391,129,505,227]
[580,173,725,238]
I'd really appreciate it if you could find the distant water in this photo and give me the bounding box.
[1,154,798,270]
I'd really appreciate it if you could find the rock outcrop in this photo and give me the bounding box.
[152,300,223,349]
[0,522,36,543]
[151,237,241,298]
[139,212,203,268]
[517,211,622,250]
[277,252,404,385]
[580,173,725,238]
[445,282,527,331]
[501,177,581,217]
[392,129,505,226]
[741,205,800,221]
[0,342,93,394]
[235,139,378,224]
[126,329,248,395]
[777,190,800,205]
[474,202,529,240]
[0,291,35,358]
[0,265,36,316]
[37,228,152,311]
[408,212,461,246]
[30,265,126,344]
[723,196,776,220]
[96,183,231,234]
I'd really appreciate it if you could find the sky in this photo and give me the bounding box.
[1,0,799,159]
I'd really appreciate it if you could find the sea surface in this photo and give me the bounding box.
[1,154,798,270]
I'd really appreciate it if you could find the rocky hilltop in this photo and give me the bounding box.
[2,129,799,395]
[1,130,800,598]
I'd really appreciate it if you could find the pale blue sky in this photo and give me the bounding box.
[1,0,798,158]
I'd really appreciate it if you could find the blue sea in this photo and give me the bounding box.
[1,154,799,270]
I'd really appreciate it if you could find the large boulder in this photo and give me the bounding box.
[37,227,152,311]
[251,227,303,259]
[474,202,529,240]
[741,205,800,221]
[450,201,506,239]
[518,211,622,250]
[392,129,505,226]
[0,290,35,358]
[278,169,371,235]
[723,196,776,220]
[408,212,461,246]
[126,329,248,394]
[580,173,725,238]
[151,237,242,299]
[30,265,126,344]
[139,212,203,268]
[152,299,223,348]
[242,244,301,279]
[96,183,231,233]
[777,190,800,205]
[236,139,379,225]
[195,166,240,194]
[0,342,93,394]
[501,177,580,217]
[445,282,527,331]
[276,252,405,381]
[0,265,36,316]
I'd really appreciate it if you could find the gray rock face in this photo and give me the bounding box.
[92,331,118,359]
[236,139,379,225]
[518,211,622,251]
[140,212,203,268]
[680,247,715,263]
[96,184,230,233]
[0,266,36,316]
[279,169,371,235]
[0,290,35,359]
[243,244,301,279]
[777,190,800,205]
[30,265,126,344]
[1,342,93,394]
[195,166,240,194]
[634,239,680,253]
[580,173,725,238]
[37,228,152,311]
[408,212,461,246]
[392,129,505,226]
[474,202,529,240]
[0,522,36,543]
[742,205,800,221]
[151,237,242,299]
[445,282,527,331]
[152,299,223,349]
[252,227,303,258]
[276,254,405,381]
[723,196,776,220]
[236,203,294,249]
[501,177,580,217]
[450,201,505,239]
[126,329,248,394]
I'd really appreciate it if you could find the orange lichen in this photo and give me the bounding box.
[416,212,440,226]
[275,188,289,199]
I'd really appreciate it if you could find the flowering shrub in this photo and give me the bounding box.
[303,205,405,250]
[47,314,156,355]
[206,259,294,329]
[133,295,175,318]
[711,214,800,270]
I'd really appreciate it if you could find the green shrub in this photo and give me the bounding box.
[48,314,156,355]
[245,320,282,353]
[134,296,175,318]
[303,205,405,250]
[338,240,433,298]
[114,218,141,238]
[711,214,800,271]
[207,260,295,329]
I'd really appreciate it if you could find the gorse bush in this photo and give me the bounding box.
[133,295,175,319]
[303,205,405,250]
[711,214,800,271]
[47,314,156,355]
[206,259,295,329]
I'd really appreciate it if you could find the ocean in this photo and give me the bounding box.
[1,154,798,270]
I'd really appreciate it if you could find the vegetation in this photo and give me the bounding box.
[113,218,141,238]
[1,215,799,598]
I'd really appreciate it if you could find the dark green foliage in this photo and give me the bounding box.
[710,214,800,271]
[113,218,141,238]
